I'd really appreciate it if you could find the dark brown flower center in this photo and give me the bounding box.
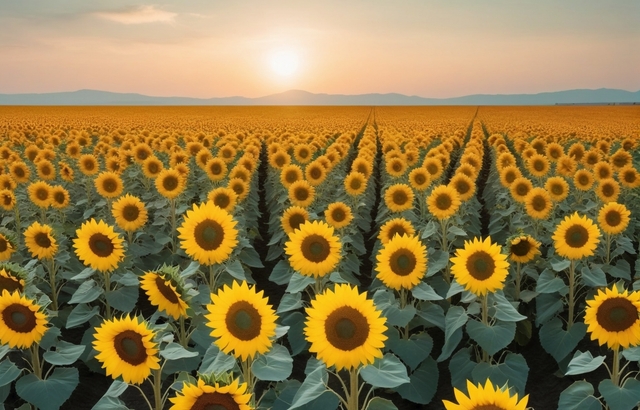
[533,160,545,172]
[231,183,245,197]
[285,170,299,183]
[0,273,23,293]
[53,191,66,205]
[34,232,52,248]
[14,167,25,178]
[309,166,322,180]
[114,330,147,365]
[89,233,115,257]
[162,175,179,191]
[505,171,517,184]
[598,168,611,179]
[596,297,638,332]
[455,180,470,195]
[413,173,426,186]
[192,392,240,410]
[298,148,309,159]
[36,187,49,201]
[324,306,370,351]
[274,154,286,167]
[2,303,36,333]
[389,249,417,276]
[605,210,621,227]
[194,219,224,251]
[102,178,118,193]
[435,193,452,210]
[466,251,495,281]
[213,193,231,209]
[288,213,306,231]
[154,275,179,304]
[0,238,7,252]
[426,163,439,175]
[349,177,362,191]
[331,208,346,223]
[148,162,160,174]
[294,186,309,201]
[531,195,548,212]
[601,183,614,197]
[225,300,262,341]
[301,234,331,263]
[515,183,530,197]
[3,194,12,206]
[122,204,140,222]
[40,164,52,175]
[387,225,407,241]
[392,189,409,206]
[83,159,95,171]
[564,225,589,248]
[624,171,637,184]
[511,240,532,257]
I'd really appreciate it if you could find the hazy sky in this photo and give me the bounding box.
[1,1,638,98]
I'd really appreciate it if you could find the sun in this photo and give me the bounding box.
[270,50,299,77]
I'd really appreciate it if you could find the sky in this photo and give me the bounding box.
[1,0,638,98]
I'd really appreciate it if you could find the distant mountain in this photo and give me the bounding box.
[0,88,638,106]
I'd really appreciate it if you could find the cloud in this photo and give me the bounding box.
[94,5,176,24]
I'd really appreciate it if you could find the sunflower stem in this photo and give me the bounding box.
[170,199,177,253]
[399,288,409,339]
[515,262,522,301]
[208,264,218,293]
[30,344,43,379]
[440,219,450,284]
[47,258,58,311]
[347,367,360,410]
[605,232,612,265]
[127,230,133,246]
[104,270,112,320]
[567,260,576,330]
[152,368,162,410]
[612,347,621,387]
[178,315,188,348]
[314,276,323,295]
[13,205,21,241]
[242,357,256,407]
[481,293,490,363]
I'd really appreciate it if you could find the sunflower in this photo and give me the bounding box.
[294,144,313,164]
[583,149,601,168]
[508,235,541,263]
[78,154,100,176]
[155,168,185,200]
[228,178,249,202]
[140,270,189,320]
[595,178,620,203]
[9,162,30,184]
[594,161,613,181]
[205,281,277,361]
[498,166,521,188]
[288,180,315,208]
[423,157,444,180]
[24,222,57,260]
[207,187,238,212]
[0,175,16,192]
[385,157,407,178]
[205,158,227,182]
[281,206,309,234]
[305,161,327,186]
[112,194,148,232]
[0,267,26,293]
[95,171,124,199]
[598,202,631,235]
[280,164,304,188]
[375,234,427,291]
[27,181,52,208]
[133,144,153,163]
[552,212,600,260]
[177,201,238,266]
[352,157,372,179]
[142,156,164,179]
[344,172,367,196]
[73,219,125,272]
[169,378,252,410]
[384,184,414,213]
[526,154,549,178]
[618,165,640,189]
[305,284,387,371]
[509,177,533,203]
[408,167,431,191]
[524,187,552,220]
[545,176,569,202]
[450,236,510,296]
[268,150,290,170]
[284,220,341,278]
[0,233,14,261]
[449,173,476,202]
[556,155,578,177]
[610,149,633,170]
[497,152,516,169]
[378,217,416,245]
[325,202,353,229]
[443,379,529,410]
[584,285,640,350]
[427,185,461,220]
[50,185,70,209]
[0,189,15,211]
[573,169,595,191]
[0,290,48,349]
[59,161,74,182]
[93,315,160,385]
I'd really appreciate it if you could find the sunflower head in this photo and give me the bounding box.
[284,220,341,278]
[449,173,476,202]
[0,263,27,293]
[585,285,640,350]
[27,181,52,209]
[408,167,431,191]
[344,172,367,196]
[524,187,552,220]
[0,289,48,349]
[325,202,353,229]
[552,212,601,260]
[73,219,125,272]
[280,164,304,188]
[305,161,327,186]
[384,184,414,213]
[142,156,164,179]
[95,171,124,199]
[378,217,416,244]
[427,185,462,220]
[508,234,541,263]
[112,194,148,232]
[140,265,189,320]
[527,154,549,177]
[207,187,238,212]
[281,206,309,234]
[510,177,533,203]
[451,236,510,296]
[375,234,427,290]
[618,165,640,188]
[24,221,58,260]
[155,168,186,200]
[169,377,252,410]
[50,185,70,209]
[305,284,387,371]
[443,379,529,410]
[288,180,315,208]
[499,166,521,188]
[574,169,594,191]
[595,178,620,203]
[598,202,631,235]
[0,189,15,211]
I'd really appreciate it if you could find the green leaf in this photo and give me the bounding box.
[396,357,438,404]
[539,318,586,363]
[565,350,606,376]
[536,269,568,294]
[198,345,236,375]
[437,306,467,361]
[581,265,607,287]
[180,261,201,278]
[66,303,100,329]
[252,344,293,381]
[490,291,527,322]
[70,267,95,281]
[373,289,416,327]
[105,285,138,312]
[599,378,640,410]
[426,249,449,277]
[16,367,79,410]
[160,343,199,360]
[366,397,398,410]
[411,282,443,301]
[551,258,571,272]
[622,346,640,362]
[466,319,515,356]
[0,345,10,361]
[92,380,130,410]
[225,259,246,280]
[289,365,328,409]
[68,279,103,304]
[286,272,315,293]
[558,381,602,410]
[416,302,445,330]
[421,221,437,239]
[606,260,632,281]
[0,359,21,387]
[535,293,564,326]
[449,347,475,391]
[282,312,309,355]
[387,332,433,371]
[472,353,528,395]
[307,391,340,410]
[448,225,467,237]
[360,354,409,388]
[238,247,264,268]
[277,293,303,314]
[445,281,465,299]
[43,341,85,366]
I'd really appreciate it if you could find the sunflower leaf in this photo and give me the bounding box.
[581,265,607,287]
[396,357,438,404]
[449,347,476,392]
[105,285,138,312]
[490,291,527,322]
[252,344,293,381]
[386,332,433,371]
[550,258,571,272]
[43,341,85,366]
[539,318,586,363]
[472,352,529,395]
[467,319,516,356]
[360,354,409,388]
[536,269,568,294]
[160,343,199,360]
[198,345,236,375]
[426,249,448,277]
[622,346,640,361]
[68,279,103,304]
[565,350,606,376]
[421,221,437,239]
[366,397,398,410]
[0,359,21,387]
[599,378,640,410]
[558,381,602,410]
[286,272,315,294]
[70,267,95,281]
[437,306,467,361]
[225,259,246,280]
[277,292,303,314]
[289,365,328,409]
[16,367,79,410]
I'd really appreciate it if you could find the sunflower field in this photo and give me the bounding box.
[0,105,639,410]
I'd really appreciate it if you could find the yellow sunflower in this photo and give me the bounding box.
[133,143,153,163]
[573,169,595,191]
[585,285,640,350]
[78,154,100,176]
[281,206,309,235]
[177,201,239,266]
[427,185,462,220]
[385,157,407,178]
[0,267,26,293]
[610,149,633,170]
[449,173,476,202]
[9,162,30,184]
[140,270,189,320]
[583,149,601,168]
[93,315,160,385]
[552,212,600,260]
[305,161,327,186]
[408,167,431,191]
[112,194,148,232]
[50,185,70,209]
[0,233,15,261]
[142,156,164,179]
[509,177,533,203]
[169,378,251,410]
[378,217,416,245]
[288,180,315,208]
[294,144,313,164]
[73,219,125,272]
[443,379,529,410]
[498,166,521,188]
[95,171,124,199]
[0,189,15,211]
[375,234,427,291]
[305,284,387,371]
[423,157,444,181]
[155,168,186,200]
[526,154,550,178]
[207,187,238,212]
[595,178,620,203]
[24,221,57,260]
[284,220,341,277]
[450,236,510,296]
[325,202,353,229]
[594,161,613,181]
[27,180,52,208]
[618,165,640,189]
[524,187,552,220]
[384,184,415,213]
[545,176,569,202]
[508,235,541,263]
[598,202,631,235]
[0,290,48,349]
[59,161,74,182]
[268,150,290,169]
[205,157,227,182]
[352,157,372,179]
[344,171,367,197]
[205,281,277,361]
[36,160,56,181]
[280,164,304,188]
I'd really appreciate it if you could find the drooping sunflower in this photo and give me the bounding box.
[9,162,30,184]
[24,221,58,260]
[284,220,341,277]
[545,176,569,202]
[618,165,640,189]
[78,154,100,176]
[526,154,550,178]
[509,177,533,203]
[169,378,252,410]
[73,219,125,272]
[205,157,227,182]
[305,161,327,186]
[0,266,26,293]
[595,178,620,203]
[524,187,552,220]
[598,202,631,235]
[384,184,415,213]
[449,173,476,202]
[344,171,367,196]
[378,217,416,244]
[207,187,238,212]
[95,171,124,199]
[0,189,15,211]
[142,156,164,179]
[552,212,600,260]
[304,283,387,371]
[112,194,148,232]
[375,234,427,291]
[288,179,315,208]
[93,315,160,385]
[325,202,353,229]
[50,185,70,209]
[508,235,541,263]
[584,285,640,350]
[27,181,52,209]
[443,379,529,410]
[408,167,431,191]
[0,233,15,261]
[177,201,239,266]
[280,164,304,188]
[427,184,462,220]
[450,236,510,296]
[0,290,48,349]
[205,281,277,361]
[281,206,309,235]
[140,269,189,320]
